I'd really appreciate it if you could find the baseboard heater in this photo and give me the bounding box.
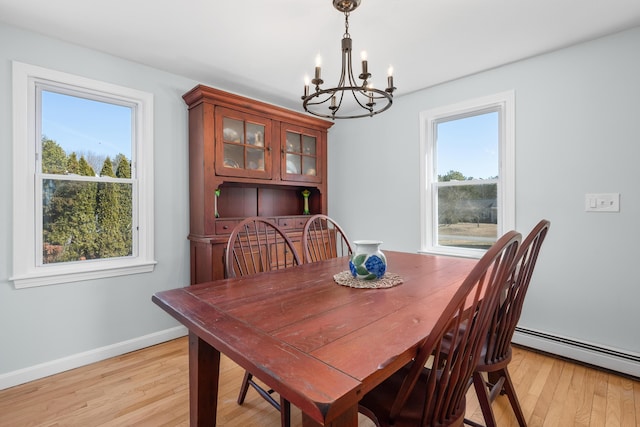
[512,326,640,379]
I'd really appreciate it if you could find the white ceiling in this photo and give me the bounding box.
[2,0,640,111]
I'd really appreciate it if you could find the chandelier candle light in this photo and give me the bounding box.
[302,0,396,119]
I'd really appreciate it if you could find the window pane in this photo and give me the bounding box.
[434,111,499,250]
[222,117,243,143]
[302,135,316,155]
[437,183,497,249]
[285,153,301,174]
[246,123,264,146]
[302,157,317,176]
[436,111,498,180]
[43,178,133,263]
[39,91,134,264]
[223,143,243,168]
[41,90,132,175]
[286,132,301,153]
[247,147,265,170]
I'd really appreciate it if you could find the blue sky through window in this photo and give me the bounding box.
[41,90,132,161]
[436,111,498,180]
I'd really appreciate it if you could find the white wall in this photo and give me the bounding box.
[0,23,196,388]
[328,27,640,376]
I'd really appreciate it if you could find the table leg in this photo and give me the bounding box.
[301,404,358,427]
[189,331,221,427]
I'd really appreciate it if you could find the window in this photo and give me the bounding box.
[420,91,514,258]
[11,62,155,288]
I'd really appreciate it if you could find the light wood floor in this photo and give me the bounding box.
[1,337,639,426]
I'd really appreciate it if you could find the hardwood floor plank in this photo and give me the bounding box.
[553,363,578,427]
[511,347,543,425]
[634,380,640,427]
[605,375,622,427]
[590,370,609,426]
[0,338,638,427]
[571,364,592,427]
[530,354,562,425]
[616,377,636,427]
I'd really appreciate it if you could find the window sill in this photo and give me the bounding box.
[11,259,157,289]
[418,247,485,260]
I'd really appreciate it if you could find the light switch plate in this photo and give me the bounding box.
[585,193,620,212]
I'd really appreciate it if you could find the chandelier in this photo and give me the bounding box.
[301,0,396,119]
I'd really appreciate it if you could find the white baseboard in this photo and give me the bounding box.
[0,326,187,390]
[513,327,640,378]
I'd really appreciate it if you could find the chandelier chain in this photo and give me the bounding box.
[343,12,351,39]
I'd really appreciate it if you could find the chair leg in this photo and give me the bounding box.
[500,368,527,427]
[487,375,506,404]
[239,370,291,427]
[472,371,497,427]
[487,371,503,390]
[237,370,252,405]
[280,397,291,427]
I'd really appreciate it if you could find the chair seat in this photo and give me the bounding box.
[440,323,512,369]
[476,343,512,372]
[360,363,466,427]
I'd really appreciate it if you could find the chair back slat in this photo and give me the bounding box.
[302,214,353,263]
[386,231,521,426]
[225,217,301,278]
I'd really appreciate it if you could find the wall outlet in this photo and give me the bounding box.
[585,193,620,212]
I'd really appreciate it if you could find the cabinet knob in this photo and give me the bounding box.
[223,225,229,230]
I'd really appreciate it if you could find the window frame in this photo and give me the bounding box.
[419,91,515,258]
[11,61,156,288]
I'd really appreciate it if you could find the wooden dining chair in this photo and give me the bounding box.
[301,214,353,263]
[358,230,522,427]
[466,219,550,427]
[224,217,301,427]
[225,216,301,278]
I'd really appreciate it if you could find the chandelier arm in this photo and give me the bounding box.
[348,90,372,113]
[333,89,346,116]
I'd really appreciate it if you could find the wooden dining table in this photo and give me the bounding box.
[152,250,477,426]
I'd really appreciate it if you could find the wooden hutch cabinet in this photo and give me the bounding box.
[183,85,333,284]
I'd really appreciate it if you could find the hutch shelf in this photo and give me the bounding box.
[183,85,333,284]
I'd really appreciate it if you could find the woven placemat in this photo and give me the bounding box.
[333,270,403,289]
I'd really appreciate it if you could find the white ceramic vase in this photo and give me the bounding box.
[349,240,387,280]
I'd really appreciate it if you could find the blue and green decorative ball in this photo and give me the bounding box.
[349,252,387,280]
